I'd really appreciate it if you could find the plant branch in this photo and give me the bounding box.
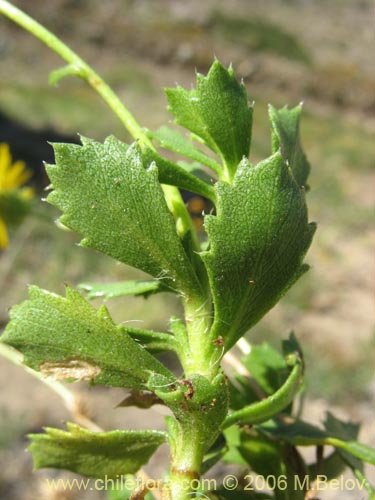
[0,0,197,252]
[0,0,150,147]
[0,343,164,500]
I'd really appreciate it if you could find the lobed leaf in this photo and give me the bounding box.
[75,134,215,202]
[1,286,173,389]
[29,423,167,478]
[166,60,253,178]
[202,153,315,350]
[46,136,204,297]
[269,104,311,189]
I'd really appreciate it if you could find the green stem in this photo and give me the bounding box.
[0,0,149,146]
[183,297,216,378]
[169,427,203,500]
[0,0,197,250]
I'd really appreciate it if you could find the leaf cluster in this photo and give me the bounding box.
[1,59,373,497]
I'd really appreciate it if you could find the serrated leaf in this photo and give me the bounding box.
[323,411,359,441]
[166,60,253,178]
[46,137,204,297]
[269,104,311,188]
[202,153,315,350]
[28,423,167,478]
[93,134,216,201]
[148,126,222,174]
[1,286,173,389]
[78,280,166,300]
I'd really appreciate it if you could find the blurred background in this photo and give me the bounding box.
[0,1,374,499]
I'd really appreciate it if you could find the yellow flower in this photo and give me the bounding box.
[0,143,34,249]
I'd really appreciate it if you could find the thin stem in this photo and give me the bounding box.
[0,343,102,431]
[0,0,149,147]
[0,343,163,500]
[0,0,197,248]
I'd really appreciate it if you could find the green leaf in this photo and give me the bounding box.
[79,134,215,202]
[148,126,222,174]
[222,351,303,428]
[78,280,166,300]
[1,286,173,389]
[201,434,228,474]
[28,423,167,478]
[258,417,375,466]
[323,411,359,441]
[268,104,311,189]
[127,329,176,354]
[142,146,216,202]
[238,432,285,482]
[166,60,253,178]
[241,343,288,395]
[344,463,375,500]
[202,153,315,349]
[176,160,214,184]
[46,137,203,297]
[228,377,260,411]
[238,430,307,500]
[232,334,303,416]
[223,426,248,466]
